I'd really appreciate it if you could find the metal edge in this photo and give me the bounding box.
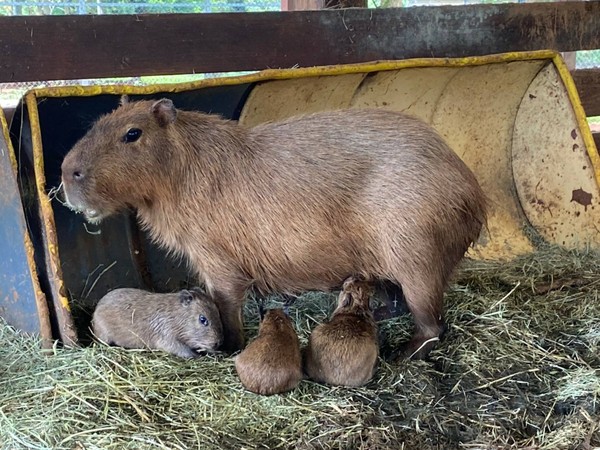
[0,105,54,347]
[552,53,600,191]
[24,93,79,347]
[24,50,560,99]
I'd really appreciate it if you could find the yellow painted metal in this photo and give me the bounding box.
[239,74,366,127]
[512,64,600,249]
[25,93,79,347]
[22,50,600,267]
[236,53,598,260]
[0,106,53,345]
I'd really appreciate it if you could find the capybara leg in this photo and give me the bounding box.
[373,280,408,321]
[399,280,445,360]
[217,296,245,353]
[207,281,245,353]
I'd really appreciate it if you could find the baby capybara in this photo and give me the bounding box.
[304,276,378,387]
[92,287,223,358]
[61,97,486,358]
[234,308,303,395]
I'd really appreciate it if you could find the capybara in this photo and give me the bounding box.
[234,308,302,395]
[304,276,379,387]
[92,287,223,358]
[61,96,486,358]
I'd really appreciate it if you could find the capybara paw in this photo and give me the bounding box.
[394,336,440,361]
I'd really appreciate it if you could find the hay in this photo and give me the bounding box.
[1,244,599,450]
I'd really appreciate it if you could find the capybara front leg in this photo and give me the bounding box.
[216,295,245,353]
[399,280,446,360]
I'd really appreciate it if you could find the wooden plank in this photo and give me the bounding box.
[282,0,367,10]
[0,2,599,83]
[572,69,600,117]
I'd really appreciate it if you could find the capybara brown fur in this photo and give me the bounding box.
[61,97,486,358]
[92,287,223,358]
[304,276,379,387]
[234,308,302,395]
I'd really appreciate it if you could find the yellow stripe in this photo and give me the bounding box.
[552,53,600,189]
[25,93,72,314]
[29,50,559,99]
[1,105,54,343]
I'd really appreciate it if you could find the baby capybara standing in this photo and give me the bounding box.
[234,308,303,395]
[61,97,486,358]
[304,276,378,387]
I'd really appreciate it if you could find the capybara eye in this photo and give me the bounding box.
[199,315,209,327]
[123,128,142,143]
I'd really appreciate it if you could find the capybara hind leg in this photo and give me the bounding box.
[373,280,408,321]
[398,279,445,360]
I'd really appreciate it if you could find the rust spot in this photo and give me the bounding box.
[571,129,578,140]
[571,188,592,211]
[573,144,579,152]
[583,166,587,170]
[529,94,537,99]
[576,211,581,217]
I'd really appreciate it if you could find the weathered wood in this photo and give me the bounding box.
[281,0,366,11]
[0,2,599,83]
[572,69,600,117]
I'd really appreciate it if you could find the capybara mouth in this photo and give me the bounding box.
[193,346,220,355]
[65,201,103,224]
[61,184,99,219]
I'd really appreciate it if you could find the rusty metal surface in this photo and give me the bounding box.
[512,63,600,249]
[8,51,599,344]
[10,85,252,343]
[0,107,51,338]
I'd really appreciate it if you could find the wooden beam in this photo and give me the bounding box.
[572,69,600,117]
[0,2,599,83]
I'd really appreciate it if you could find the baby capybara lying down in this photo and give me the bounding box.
[61,97,486,358]
[304,276,379,387]
[92,287,223,358]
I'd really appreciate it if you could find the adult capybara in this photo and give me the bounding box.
[234,308,303,395]
[92,287,223,358]
[61,96,486,358]
[304,276,379,387]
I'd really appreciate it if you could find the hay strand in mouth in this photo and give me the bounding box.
[1,244,599,449]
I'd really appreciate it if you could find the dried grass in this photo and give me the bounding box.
[1,244,599,450]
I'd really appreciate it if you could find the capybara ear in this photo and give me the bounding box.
[190,285,205,296]
[119,94,130,107]
[340,292,352,308]
[151,98,177,127]
[179,290,194,306]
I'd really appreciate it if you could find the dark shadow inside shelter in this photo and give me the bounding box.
[10,84,254,344]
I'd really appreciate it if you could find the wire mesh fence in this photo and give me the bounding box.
[0,0,280,15]
[1,0,598,108]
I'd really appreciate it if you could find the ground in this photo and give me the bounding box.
[1,244,599,450]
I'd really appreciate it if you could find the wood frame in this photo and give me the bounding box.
[0,1,599,83]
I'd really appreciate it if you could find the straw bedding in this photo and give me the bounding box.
[1,244,599,449]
